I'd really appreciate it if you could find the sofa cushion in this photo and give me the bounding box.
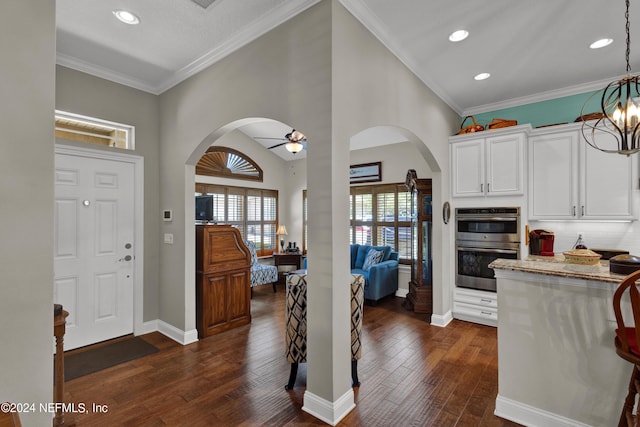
[354,245,391,269]
[362,248,384,271]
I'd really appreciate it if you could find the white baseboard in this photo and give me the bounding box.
[431,310,453,327]
[138,319,159,336]
[495,395,590,427]
[302,389,355,426]
[154,320,199,345]
[395,288,409,298]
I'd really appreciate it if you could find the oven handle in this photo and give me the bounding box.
[456,216,518,222]
[457,246,518,255]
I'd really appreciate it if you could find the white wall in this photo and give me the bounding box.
[0,1,56,425]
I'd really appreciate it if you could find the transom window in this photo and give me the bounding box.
[196,183,277,257]
[55,111,134,150]
[196,146,263,181]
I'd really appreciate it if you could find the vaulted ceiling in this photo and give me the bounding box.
[56,0,640,155]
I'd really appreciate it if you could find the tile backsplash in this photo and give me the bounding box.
[528,221,639,256]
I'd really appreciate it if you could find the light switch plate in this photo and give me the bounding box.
[164,233,174,244]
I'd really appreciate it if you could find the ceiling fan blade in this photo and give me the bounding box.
[268,142,287,149]
[255,136,286,140]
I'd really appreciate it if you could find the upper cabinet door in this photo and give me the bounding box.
[580,132,635,220]
[451,139,485,197]
[528,131,579,220]
[486,133,525,196]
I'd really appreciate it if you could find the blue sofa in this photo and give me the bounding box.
[350,244,399,303]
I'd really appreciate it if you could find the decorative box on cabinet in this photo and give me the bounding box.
[450,126,527,198]
[196,224,251,338]
[528,123,636,221]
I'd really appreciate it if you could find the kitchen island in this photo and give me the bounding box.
[490,256,631,427]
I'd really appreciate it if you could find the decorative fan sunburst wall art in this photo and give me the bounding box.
[196,146,263,181]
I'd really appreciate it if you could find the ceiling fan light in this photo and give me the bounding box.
[285,141,303,153]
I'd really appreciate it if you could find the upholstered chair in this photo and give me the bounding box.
[245,240,278,292]
[284,272,364,389]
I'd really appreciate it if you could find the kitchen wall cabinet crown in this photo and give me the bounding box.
[528,123,637,221]
[449,125,528,198]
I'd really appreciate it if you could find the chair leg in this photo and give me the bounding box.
[351,360,360,387]
[285,362,298,390]
[619,364,640,427]
[273,281,277,293]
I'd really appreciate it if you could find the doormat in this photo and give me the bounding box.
[63,336,158,382]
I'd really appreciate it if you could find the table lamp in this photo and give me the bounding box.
[277,225,287,252]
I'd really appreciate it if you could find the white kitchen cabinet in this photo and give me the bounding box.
[528,123,636,220]
[453,287,497,327]
[450,129,526,198]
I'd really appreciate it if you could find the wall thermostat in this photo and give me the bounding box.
[163,210,173,222]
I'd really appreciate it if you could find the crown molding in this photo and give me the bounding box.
[462,74,631,116]
[56,52,161,94]
[155,0,323,94]
[57,0,321,96]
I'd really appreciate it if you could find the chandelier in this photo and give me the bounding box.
[582,0,640,156]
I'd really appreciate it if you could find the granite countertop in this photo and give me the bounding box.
[489,255,628,283]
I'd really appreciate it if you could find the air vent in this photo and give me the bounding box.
[191,0,217,9]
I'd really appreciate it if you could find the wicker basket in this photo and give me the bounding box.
[456,116,485,135]
[486,118,517,130]
[574,112,605,122]
[563,249,602,265]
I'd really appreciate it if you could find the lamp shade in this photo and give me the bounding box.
[277,225,288,235]
[285,141,303,153]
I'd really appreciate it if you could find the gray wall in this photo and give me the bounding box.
[331,2,459,317]
[55,66,161,322]
[158,0,332,332]
[0,0,56,425]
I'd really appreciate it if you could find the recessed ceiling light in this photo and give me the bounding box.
[474,73,491,81]
[449,30,469,42]
[589,38,613,49]
[113,10,140,25]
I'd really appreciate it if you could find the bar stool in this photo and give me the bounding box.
[284,272,364,390]
[612,269,640,427]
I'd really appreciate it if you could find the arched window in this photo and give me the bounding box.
[196,146,262,182]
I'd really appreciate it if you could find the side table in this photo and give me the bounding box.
[273,252,304,285]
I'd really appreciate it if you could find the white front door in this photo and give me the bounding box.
[54,152,135,350]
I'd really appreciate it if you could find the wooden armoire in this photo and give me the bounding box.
[196,224,251,338]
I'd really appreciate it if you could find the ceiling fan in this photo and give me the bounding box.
[255,129,307,153]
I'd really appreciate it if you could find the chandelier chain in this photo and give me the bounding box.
[626,0,631,73]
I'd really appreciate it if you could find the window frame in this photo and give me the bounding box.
[302,182,412,263]
[195,183,278,257]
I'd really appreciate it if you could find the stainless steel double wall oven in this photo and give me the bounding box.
[455,207,520,292]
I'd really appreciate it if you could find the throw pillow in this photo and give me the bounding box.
[362,248,384,271]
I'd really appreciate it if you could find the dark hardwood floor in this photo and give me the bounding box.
[64,285,521,426]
